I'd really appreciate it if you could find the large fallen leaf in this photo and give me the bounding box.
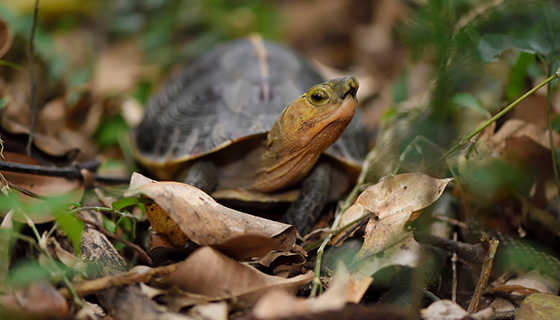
[341,173,451,258]
[161,247,313,304]
[125,173,296,260]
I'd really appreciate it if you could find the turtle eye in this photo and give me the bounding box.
[308,89,330,106]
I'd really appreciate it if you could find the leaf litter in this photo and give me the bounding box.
[2,1,560,320]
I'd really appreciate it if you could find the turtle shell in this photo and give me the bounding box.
[133,38,367,179]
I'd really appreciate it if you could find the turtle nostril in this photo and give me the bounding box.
[344,76,359,98]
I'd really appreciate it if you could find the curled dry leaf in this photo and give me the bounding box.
[259,251,306,277]
[161,247,314,304]
[339,173,451,258]
[125,173,296,260]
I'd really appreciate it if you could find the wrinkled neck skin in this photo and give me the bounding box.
[250,96,356,193]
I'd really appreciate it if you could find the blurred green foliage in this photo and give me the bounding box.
[400,0,560,147]
[104,0,282,67]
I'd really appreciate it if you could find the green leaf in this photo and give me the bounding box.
[452,93,489,117]
[94,116,129,149]
[111,197,148,211]
[0,193,21,212]
[478,34,535,62]
[56,213,84,255]
[507,52,536,101]
[8,261,52,287]
[103,216,117,234]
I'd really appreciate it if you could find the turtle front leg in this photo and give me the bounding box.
[281,162,331,235]
[180,161,218,194]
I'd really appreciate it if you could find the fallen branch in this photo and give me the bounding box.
[0,160,130,184]
[468,239,499,313]
[58,262,178,299]
[413,232,486,264]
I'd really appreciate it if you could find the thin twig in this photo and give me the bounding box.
[7,181,48,199]
[309,207,344,297]
[452,232,458,303]
[58,262,179,299]
[468,239,499,313]
[303,209,373,252]
[23,213,85,307]
[413,232,486,264]
[548,69,560,199]
[26,0,40,156]
[423,73,559,171]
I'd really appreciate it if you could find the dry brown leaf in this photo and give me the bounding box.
[186,302,228,320]
[455,119,560,204]
[421,300,492,320]
[352,234,424,277]
[49,237,82,269]
[0,152,84,223]
[493,119,560,150]
[0,17,12,58]
[161,247,313,304]
[141,284,213,312]
[252,289,310,319]
[125,173,296,259]
[258,251,306,268]
[346,173,451,257]
[253,262,371,319]
[92,40,143,96]
[0,95,96,157]
[331,202,365,245]
[0,282,70,319]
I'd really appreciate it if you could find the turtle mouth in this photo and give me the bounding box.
[343,81,358,100]
[334,75,359,102]
[344,86,358,100]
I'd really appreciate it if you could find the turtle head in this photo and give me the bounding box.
[282,75,359,146]
[253,76,359,193]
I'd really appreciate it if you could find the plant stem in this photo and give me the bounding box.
[310,207,344,297]
[26,0,40,156]
[548,69,560,199]
[423,72,559,171]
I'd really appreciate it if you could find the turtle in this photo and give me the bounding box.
[132,36,368,235]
